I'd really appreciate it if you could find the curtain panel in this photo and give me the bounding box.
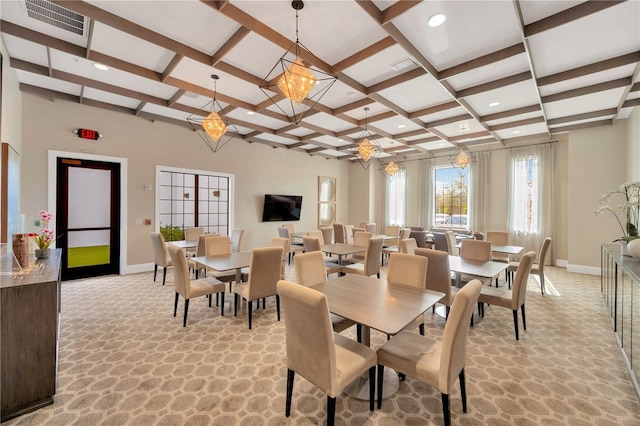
[417,159,433,229]
[469,151,489,233]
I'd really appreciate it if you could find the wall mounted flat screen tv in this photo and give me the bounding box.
[262,194,303,222]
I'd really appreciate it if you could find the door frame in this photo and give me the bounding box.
[48,150,127,275]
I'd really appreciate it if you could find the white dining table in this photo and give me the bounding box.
[448,255,509,287]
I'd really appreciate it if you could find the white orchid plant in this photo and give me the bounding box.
[596,182,640,242]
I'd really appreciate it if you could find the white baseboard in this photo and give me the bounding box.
[567,264,601,275]
[122,263,155,275]
[555,259,568,268]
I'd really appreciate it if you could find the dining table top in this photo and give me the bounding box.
[454,243,524,255]
[167,239,198,249]
[311,274,444,337]
[191,251,252,271]
[448,255,509,279]
[321,243,367,257]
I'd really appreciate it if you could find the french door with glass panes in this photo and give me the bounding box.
[158,170,229,239]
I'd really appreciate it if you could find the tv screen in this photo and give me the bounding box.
[262,194,303,222]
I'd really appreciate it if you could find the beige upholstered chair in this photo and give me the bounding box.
[478,251,536,340]
[306,230,324,245]
[320,226,333,245]
[387,253,428,289]
[187,234,212,277]
[150,232,172,286]
[342,237,384,278]
[382,228,410,263]
[271,237,290,280]
[507,237,551,295]
[415,248,459,327]
[343,224,354,244]
[277,280,377,425]
[459,239,492,262]
[365,223,376,233]
[347,231,372,263]
[203,235,237,289]
[399,238,417,254]
[233,246,284,329]
[167,244,226,327]
[294,251,356,333]
[184,227,204,256]
[485,231,509,286]
[282,223,295,234]
[278,226,304,265]
[445,231,457,255]
[302,237,342,275]
[333,223,346,243]
[230,229,244,253]
[384,225,401,247]
[376,280,483,426]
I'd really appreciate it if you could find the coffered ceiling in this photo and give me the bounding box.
[1,0,639,160]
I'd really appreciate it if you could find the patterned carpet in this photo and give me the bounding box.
[5,264,640,425]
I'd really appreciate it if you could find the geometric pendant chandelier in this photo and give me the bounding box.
[352,107,380,170]
[449,123,476,172]
[259,0,338,125]
[187,74,238,154]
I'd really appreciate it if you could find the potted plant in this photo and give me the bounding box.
[29,210,57,258]
[596,182,640,255]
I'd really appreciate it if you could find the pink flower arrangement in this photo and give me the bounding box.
[30,210,56,250]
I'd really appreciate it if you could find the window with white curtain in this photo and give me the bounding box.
[433,166,470,229]
[511,155,539,234]
[386,169,406,226]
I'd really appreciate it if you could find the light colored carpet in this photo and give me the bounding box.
[5,265,640,425]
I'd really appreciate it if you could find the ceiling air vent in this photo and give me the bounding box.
[25,0,85,35]
[389,57,419,72]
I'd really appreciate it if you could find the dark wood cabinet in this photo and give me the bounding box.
[1,249,61,422]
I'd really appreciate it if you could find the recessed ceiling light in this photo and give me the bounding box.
[489,101,500,107]
[94,63,109,71]
[428,13,446,28]
[246,111,255,115]
[397,124,406,129]
[338,139,344,142]
[512,130,521,134]
[439,142,446,146]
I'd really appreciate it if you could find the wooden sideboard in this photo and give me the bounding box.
[1,249,61,422]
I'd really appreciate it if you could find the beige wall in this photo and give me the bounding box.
[568,120,628,271]
[20,93,350,270]
[628,107,640,181]
[1,38,22,152]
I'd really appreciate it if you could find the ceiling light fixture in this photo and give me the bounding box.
[259,0,338,124]
[489,101,500,107]
[353,107,380,170]
[186,74,238,154]
[449,124,476,172]
[428,13,446,27]
[397,124,406,129]
[94,63,109,71]
[246,111,256,115]
[512,130,521,134]
[381,156,405,182]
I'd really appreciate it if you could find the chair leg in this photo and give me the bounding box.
[540,274,545,295]
[445,305,451,320]
[208,294,212,308]
[216,293,219,306]
[220,292,225,316]
[512,309,519,340]
[521,304,526,331]
[153,265,158,282]
[276,295,281,321]
[377,272,380,278]
[234,294,238,316]
[183,299,189,327]
[377,365,384,409]
[174,292,179,317]
[368,366,375,411]
[357,324,362,343]
[419,323,425,336]
[162,267,167,286]
[441,393,451,426]
[327,396,336,426]
[285,369,295,417]
[459,368,467,413]
[248,300,253,330]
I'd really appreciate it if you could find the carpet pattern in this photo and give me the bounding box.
[5,264,640,425]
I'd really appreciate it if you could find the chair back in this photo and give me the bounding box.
[364,237,384,277]
[333,223,346,243]
[150,233,170,266]
[344,225,354,243]
[352,227,365,237]
[473,232,485,240]
[294,251,328,286]
[272,237,290,279]
[485,231,508,246]
[205,235,232,256]
[195,234,212,257]
[167,244,189,297]
[282,224,295,234]
[306,230,324,245]
[512,251,536,309]
[432,233,448,252]
[438,280,482,394]
[231,229,244,253]
[353,231,372,248]
[399,238,417,254]
[365,223,376,233]
[320,226,333,245]
[387,253,428,289]
[278,226,291,239]
[359,221,368,228]
[400,228,411,240]
[385,225,400,237]
[302,236,322,252]
[184,227,204,241]
[460,239,492,261]
[415,248,453,305]
[445,231,457,255]
[247,246,284,300]
[277,280,337,395]
[537,237,552,273]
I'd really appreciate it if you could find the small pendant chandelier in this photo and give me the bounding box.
[352,107,380,170]
[449,123,476,172]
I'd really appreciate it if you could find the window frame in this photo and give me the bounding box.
[510,155,539,235]
[432,165,470,230]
